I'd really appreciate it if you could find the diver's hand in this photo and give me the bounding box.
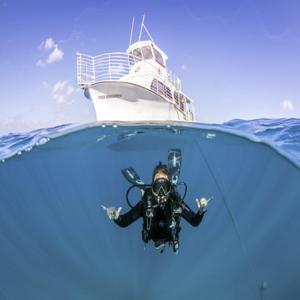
[196,197,213,213]
[101,205,122,220]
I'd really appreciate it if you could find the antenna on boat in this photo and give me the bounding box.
[138,14,154,43]
[129,17,135,46]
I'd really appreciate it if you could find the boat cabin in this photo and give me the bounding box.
[126,40,194,119]
[127,41,168,68]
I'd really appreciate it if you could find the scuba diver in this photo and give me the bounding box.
[102,149,211,253]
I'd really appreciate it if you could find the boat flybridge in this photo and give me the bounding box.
[76,17,196,122]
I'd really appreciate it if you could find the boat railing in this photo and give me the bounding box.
[77,52,182,91]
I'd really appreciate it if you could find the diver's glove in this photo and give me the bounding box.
[101,205,122,220]
[196,197,213,213]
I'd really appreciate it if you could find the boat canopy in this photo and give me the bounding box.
[127,40,168,67]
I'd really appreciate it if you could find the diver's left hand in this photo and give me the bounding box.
[196,197,213,212]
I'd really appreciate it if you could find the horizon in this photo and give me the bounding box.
[1,0,299,134]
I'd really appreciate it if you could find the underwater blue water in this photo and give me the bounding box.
[223,118,300,165]
[0,119,299,300]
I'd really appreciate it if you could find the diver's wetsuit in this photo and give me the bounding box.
[114,190,205,245]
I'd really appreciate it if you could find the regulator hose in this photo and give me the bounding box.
[126,184,151,208]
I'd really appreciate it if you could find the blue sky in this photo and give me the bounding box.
[0,0,299,134]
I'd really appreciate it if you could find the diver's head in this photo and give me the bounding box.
[152,162,170,182]
[152,162,171,203]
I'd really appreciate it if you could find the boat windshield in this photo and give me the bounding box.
[130,46,153,61]
[129,45,165,66]
[141,46,153,60]
[153,47,164,67]
[132,48,142,60]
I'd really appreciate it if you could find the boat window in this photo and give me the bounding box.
[141,46,153,60]
[153,48,164,66]
[151,79,157,92]
[164,86,172,100]
[128,51,135,65]
[158,81,164,94]
[180,102,185,111]
[179,94,185,111]
[174,92,179,105]
[133,48,142,61]
[151,80,173,100]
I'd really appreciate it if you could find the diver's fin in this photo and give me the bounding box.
[121,167,145,185]
[168,149,181,185]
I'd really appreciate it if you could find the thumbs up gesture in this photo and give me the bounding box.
[101,205,122,220]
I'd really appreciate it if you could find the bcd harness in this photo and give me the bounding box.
[141,187,183,245]
[121,149,184,249]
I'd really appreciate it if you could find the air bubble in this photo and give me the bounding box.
[96,135,107,142]
[206,133,216,139]
[36,137,49,146]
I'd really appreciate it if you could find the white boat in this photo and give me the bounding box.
[76,17,196,122]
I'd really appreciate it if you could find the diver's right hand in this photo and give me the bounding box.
[101,205,122,220]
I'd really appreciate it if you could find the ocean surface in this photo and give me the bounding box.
[0,118,299,300]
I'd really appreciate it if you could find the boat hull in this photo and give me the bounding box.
[85,81,186,122]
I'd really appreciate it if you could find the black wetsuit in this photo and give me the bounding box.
[114,189,205,245]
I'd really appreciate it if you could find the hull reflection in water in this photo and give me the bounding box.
[0,122,299,300]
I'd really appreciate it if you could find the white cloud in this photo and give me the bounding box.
[36,37,64,67]
[53,94,65,104]
[51,81,75,104]
[66,85,75,96]
[281,99,294,111]
[52,81,67,93]
[46,46,64,64]
[44,38,55,50]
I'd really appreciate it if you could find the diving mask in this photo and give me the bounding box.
[152,178,171,197]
